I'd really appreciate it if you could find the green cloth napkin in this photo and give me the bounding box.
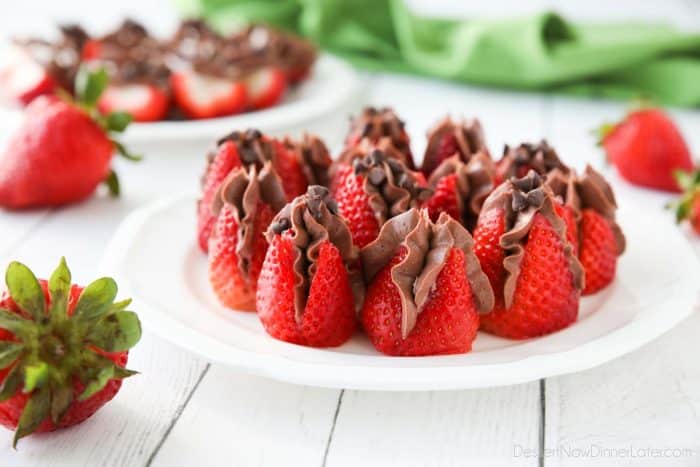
[176,0,700,107]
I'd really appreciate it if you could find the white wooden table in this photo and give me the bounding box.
[1,1,700,466]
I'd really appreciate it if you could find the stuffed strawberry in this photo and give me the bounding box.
[546,166,626,295]
[421,116,489,176]
[0,25,89,106]
[0,68,140,209]
[473,171,584,339]
[597,107,694,192]
[197,129,327,252]
[256,186,362,347]
[672,169,700,235]
[423,153,496,229]
[495,141,569,185]
[86,20,170,122]
[332,149,432,248]
[360,209,493,356]
[341,107,414,169]
[209,163,288,311]
[0,258,141,447]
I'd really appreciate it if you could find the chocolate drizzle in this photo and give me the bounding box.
[236,25,316,81]
[427,153,496,228]
[497,141,569,180]
[422,116,489,175]
[344,107,413,168]
[480,171,584,308]
[352,149,432,225]
[212,162,287,280]
[284,134,332,187]
[267,186,361,321]
[361,209,494,339]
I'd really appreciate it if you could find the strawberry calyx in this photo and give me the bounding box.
[593,100,655,147]
[671,169,700,223]
[0,258,141,447]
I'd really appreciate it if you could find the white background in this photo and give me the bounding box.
[1,1,700,466]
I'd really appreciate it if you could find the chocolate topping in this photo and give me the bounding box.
[217,128,276,167]
[344,107,413,168]
[94,20,170,87]
[361,209,494,339]
[283,134,332,187]
[212,163,287,280]
[235,25,317,80]
[480,171,584,308]
[352,149,432,225]
[427,153,497,228]
[497,141,569,180]
[422,116,489,175]
[267,186,362,321]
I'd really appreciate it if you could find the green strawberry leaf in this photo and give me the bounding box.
[78,365,114,401]
[23,361,49,393]
[112,140,143,162]
[113,366,139,379]
[0,308,32,336]
[104,170,120,197]
[50,384,74,424]
[13,385,50,448]
[87,310,142,352]
[106,112,132,133]
[73,277,118,322]
[75,67,108,108]
[5,262,46,322]
[0,342,24,369]
[109,298,132,313]
[0,364,23,402]
[48,257,71,319]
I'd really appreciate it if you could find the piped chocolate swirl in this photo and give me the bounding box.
[481,171,584,308]
[344,107,413,168]
[497,141,569,181]
[422,116,489,175]
[283,134,332,187]
[361,209,494,339]
[267,186,362,321]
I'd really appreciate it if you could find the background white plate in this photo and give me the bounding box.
[0,54,365,155]
[101,191,700,391]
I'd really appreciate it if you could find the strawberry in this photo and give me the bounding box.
[0,68,140,210]
[333,149,432,248]
[597,107,694,192]
[423,153,496,228]
[422,116,489,176]
[360,209,493,356]
[473,171,584,339]
[98,84,169,122]
[283,134,333,188]
[208,163,287,311]
[495,141,568,185]
[0,258,141,447]
[672,169,700,236]
[170,71,247,120]
[245,67,287,110]
[546,166,626,295]
[256,186,361,347]
[342,107,414,169]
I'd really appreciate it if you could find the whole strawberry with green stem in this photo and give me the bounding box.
[0,258,141,447]
[0,67,141,209]
[672,169,700,235]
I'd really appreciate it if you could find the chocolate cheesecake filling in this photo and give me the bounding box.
[497,140,569,180]
[423,116,489,174]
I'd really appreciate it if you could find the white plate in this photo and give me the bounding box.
[0,54,364,153]
[101,193,700,391]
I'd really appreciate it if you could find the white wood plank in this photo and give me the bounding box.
[325,385,542,467]
[151,366,342,467]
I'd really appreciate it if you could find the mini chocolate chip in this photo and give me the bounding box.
[512,190,528,211]
[526,189,545,206]
[352,159,367,173]
[386,158,403,173]
[271,218,291,234]
[367,167,386,185]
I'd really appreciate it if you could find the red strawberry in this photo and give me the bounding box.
[424,174,461,222]
[197,141,243,252]
[473,172,583,339]
[495,141,568,185]
[208,163,287,311]
[256,186,360,347]
[170,71,247,119]
[246,67,287,110]
[360,210,493,356]
[270,139,309,199]
[597,108,693,192]
[333,149,431,248]
[422,116,489,176]
[343,107,414,169]
[579,210,617,294]
[98,84,169,122]
[0,258,141,447]
[673,169,700,235]
[0,68,139,209]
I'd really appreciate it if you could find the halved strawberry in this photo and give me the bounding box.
[98,84,169,122]
[170,71,247,120]
[246,67,287,110]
